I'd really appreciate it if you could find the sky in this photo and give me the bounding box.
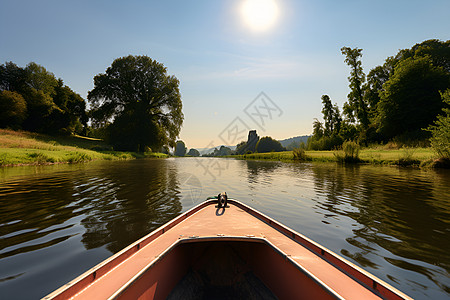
[1,0,449,149]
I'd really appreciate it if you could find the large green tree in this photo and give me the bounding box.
[377,56,449,139]
[341,47,369,128]
[88,55,183,151]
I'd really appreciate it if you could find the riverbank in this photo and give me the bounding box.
[0,129,168,167]
[229,147,443,168]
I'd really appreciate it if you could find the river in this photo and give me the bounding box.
[0,158,449,299]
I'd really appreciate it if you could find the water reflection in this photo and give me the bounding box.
[0,159,449,299]
[79,160,182,253]
[0,173,79,260]
[0,160,183,299]
[311,165,450,295]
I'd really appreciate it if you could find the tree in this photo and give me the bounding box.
[21,88,57,132]
[255,136,285,153]
[174,140,187,156]
[24,62,58,95]
[88,55,183,151]
[341,47,369,128]
[321,95,342,136]
[218,145,231,156]
[0,91,27,129]
[235,141,248,155]
[0,62,27,92]
[427,90,450,159]
[312,118,324,139]
[51,79,87,134]
[0,61,87,134]
[377,56,449,139]
[187,148,200,157]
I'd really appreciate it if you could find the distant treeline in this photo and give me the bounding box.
[0,62,87,135]
[309,39,450,150]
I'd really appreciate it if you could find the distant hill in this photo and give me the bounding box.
[278,135,310,148]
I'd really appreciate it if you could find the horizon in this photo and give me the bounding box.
[1,0,449,149]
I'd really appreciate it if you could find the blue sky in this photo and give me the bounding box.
[1,0,449,148]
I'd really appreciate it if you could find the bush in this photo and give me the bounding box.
[293,148,310,161]
[334,140,360,163]
[427,90,450,159]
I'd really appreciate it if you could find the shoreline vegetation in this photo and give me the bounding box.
[0,129,168,167]
[226,146,448,168]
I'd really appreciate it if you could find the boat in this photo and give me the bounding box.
[43,193,412,300]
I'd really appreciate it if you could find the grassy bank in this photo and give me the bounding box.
[229,147,438,167]
[0,129,168,167]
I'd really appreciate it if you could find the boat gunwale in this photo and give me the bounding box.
[230,199,412,300]
[42,200,213,300]
[108,236,344,300]
[43,198,412,300]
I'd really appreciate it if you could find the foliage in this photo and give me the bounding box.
[309,95,344,150]
[174,140,187,156]
[377,56,449,140]
[427,90,450,158]
[217,146,232,156]
[255,136,285,153]
[88,55,183,152]
[293,148,310,161]
[308,134,343,151]
[0,62,27,92]
[0,91,27,129]
[334,140,360,163]
[341,47,369,128]
[0,61,87,135]
[321,95,342,136]
[234,141,248,155]
[187,148,200,157]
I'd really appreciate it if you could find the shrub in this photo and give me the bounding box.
[334,140,360,163]
[293,148,310,161]
[427,90,450,159]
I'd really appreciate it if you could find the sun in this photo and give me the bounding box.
[241,0,279,32]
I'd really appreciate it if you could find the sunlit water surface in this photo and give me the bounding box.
[0,158,449,299]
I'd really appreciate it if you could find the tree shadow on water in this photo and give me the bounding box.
[80,160,183,253]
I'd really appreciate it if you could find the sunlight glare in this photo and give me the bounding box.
[241,0,279,32]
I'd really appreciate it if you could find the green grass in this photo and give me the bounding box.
[229,147,437,167]
[0,129,168,166]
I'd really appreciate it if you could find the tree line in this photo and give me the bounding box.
[0,55,184,152]
[0,62,87,135]
[309,39,450,151]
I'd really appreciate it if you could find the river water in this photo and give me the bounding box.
[0,158,449,299]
